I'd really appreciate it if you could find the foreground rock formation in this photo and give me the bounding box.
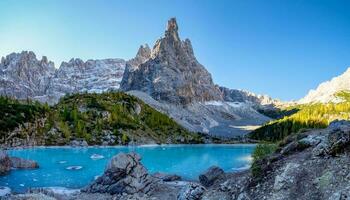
[5,127,350,200]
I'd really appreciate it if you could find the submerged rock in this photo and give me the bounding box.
[0,186,11,197]
[10,157,39,169]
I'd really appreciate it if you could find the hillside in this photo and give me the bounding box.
[0,92,206,147]
[249,91,350,142]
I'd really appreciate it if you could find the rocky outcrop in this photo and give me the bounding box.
[0,150,11,175]
[10,157,39,169]
[199,166,224,187]
[300,67,350,104]
[121,18,223,105]
[177,183,206,200]
[83,152,156,195]
[153,172,182,182]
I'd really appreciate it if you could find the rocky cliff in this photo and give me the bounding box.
[121,18,275,137]
[0,51,126,104]
[300,67,350,104]
[121,18,223,105]
[0,51,55,99]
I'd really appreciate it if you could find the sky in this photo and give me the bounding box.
[0,0,349,101]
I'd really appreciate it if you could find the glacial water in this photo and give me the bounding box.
[0,144,255,192]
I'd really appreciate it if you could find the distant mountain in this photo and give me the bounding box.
[0,18,280,137]
[0,51,125,104]
[121,18,279,137]
[0,51,55,99]
[300,67,350,104]
[121,18,222,105]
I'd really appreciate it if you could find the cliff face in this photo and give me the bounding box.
[0,51,55,99]
[0,51,126,104]
[121,18,223,105]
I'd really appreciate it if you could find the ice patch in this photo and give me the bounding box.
[66,166,83,170]
[90,154,104,160]
[58,160,67,164]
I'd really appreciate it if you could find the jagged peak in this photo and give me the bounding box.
[164,18,180,42]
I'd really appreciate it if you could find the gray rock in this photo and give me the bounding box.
[177,183,206,200]
[84,152,156,195]
[153,172,182,182]
[199,166,224,187]
[0,186,11,197]
[0,150,11,175]
[10,157,39,169]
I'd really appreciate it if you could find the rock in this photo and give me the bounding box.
[10,157,39,169]
[273,163,300,191]
[121,18,223,105]
[0,150,11,175]
[199,166,224,187]
[70,139,88,147]
[0,186,11,197]
[83,152,156,195]
[177,183,205,200]
[153,172,182,182]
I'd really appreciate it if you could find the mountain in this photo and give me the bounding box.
[0,51,126,104]
[0,18,280,137]
[300,67,350,104]
[121,18,222,105]
[0,51,55,99]
[121,18,276,137]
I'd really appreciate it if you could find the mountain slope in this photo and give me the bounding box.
[0,92,205,147]
[300,67,350,104]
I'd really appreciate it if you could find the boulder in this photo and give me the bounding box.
[199,166,224,187]
[153,172,182,182]
[0,150,11,175]
[177,183,205,200]
[83,152,156,195]
[10,157,39,169]
[0,186,11,197]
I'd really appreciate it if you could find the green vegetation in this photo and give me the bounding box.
[250,91,350,142]
[1,92,205,145]
[251,143,277,178]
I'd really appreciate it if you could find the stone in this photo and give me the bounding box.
[153,172,182,182]
[0,186,11,197]
[83,152,156,195]
[177,183,206,200]
[10,157,39,169]
[199,166,224,187]
[0,150,11,175]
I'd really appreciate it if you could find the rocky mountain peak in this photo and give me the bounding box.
[121,18,223,104]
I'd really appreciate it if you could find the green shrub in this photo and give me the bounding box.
[251,143,277,178]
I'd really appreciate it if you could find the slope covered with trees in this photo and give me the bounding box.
[0,92,206,146]
[249,91,350,142]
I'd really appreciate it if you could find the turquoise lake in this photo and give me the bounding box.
[0,144,255,192]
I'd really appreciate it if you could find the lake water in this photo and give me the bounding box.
[0,144,255,192]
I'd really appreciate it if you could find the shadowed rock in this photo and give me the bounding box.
[10,157,39,169]
[0,150,11,175]
[199,166,224,187]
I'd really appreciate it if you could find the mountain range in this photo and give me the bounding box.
[0,18,318,138]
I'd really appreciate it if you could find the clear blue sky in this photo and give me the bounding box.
[0,0,349,101]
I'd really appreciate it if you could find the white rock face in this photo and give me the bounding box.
[0,51,55,99]
[300,67,350,104]
[41,58,125,104]
[0,51,126,104]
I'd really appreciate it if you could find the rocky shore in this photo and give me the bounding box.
[2,120,350,199]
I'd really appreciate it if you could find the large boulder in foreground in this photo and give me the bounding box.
[83,152,156,195]
[199,166,224,187]
[0,151,11,175]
